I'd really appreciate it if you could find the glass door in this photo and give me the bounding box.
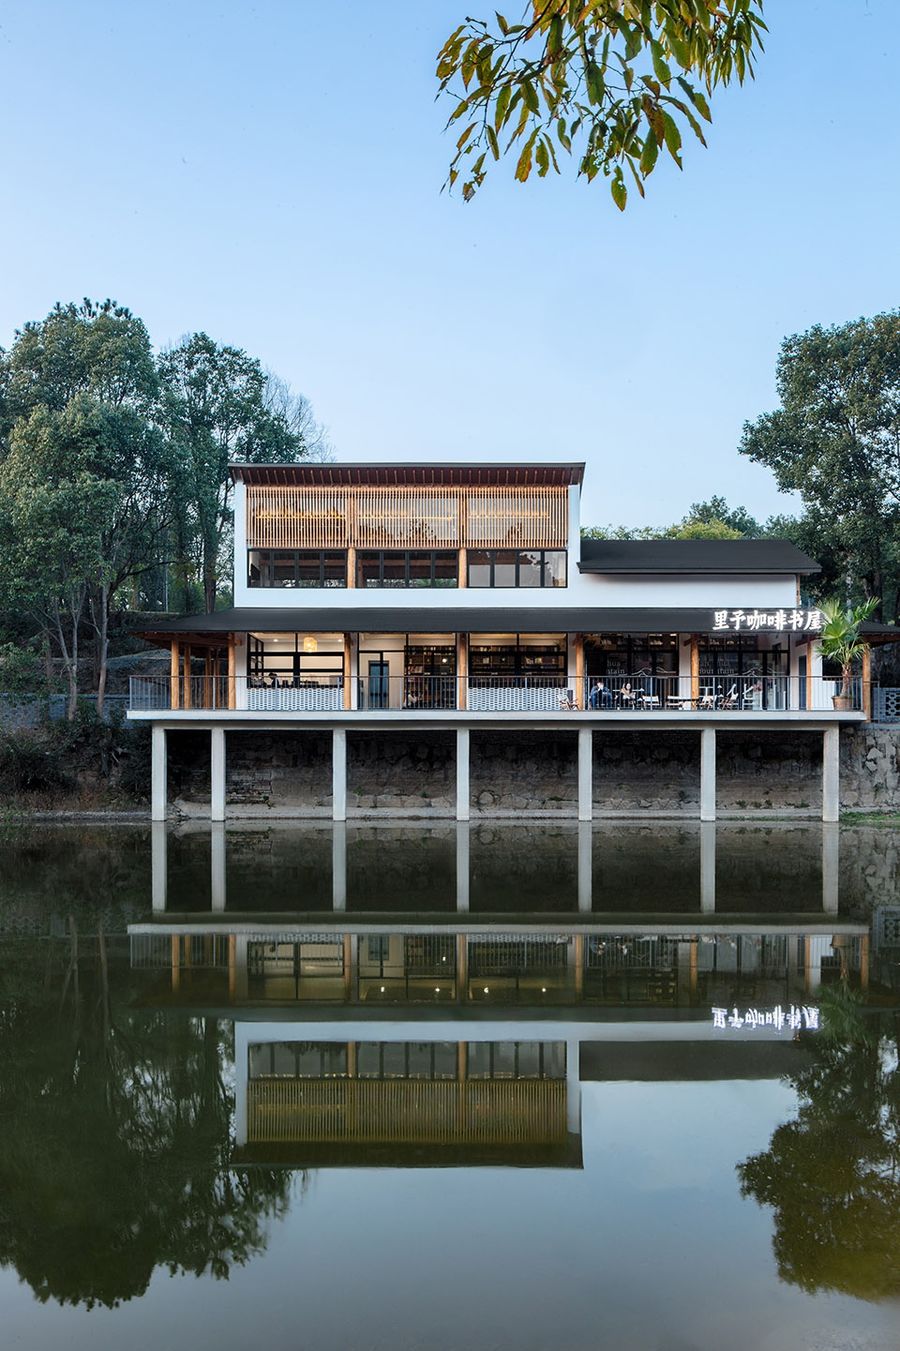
[367,659,390,709]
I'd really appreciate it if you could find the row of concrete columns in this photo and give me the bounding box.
[152,816,843,919]
[151,724,842,824]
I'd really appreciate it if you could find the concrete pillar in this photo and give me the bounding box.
[566,1039,581,1133]
[332,822,347,911]
[151,725,167,822]
[822,726,840,823]
[577,821,592,913]
[700,822,716,913]
[456,821,470,911]
[151,820,167,912]
[577,728,592,822]
[210,822,226,911]
[700,728,716,822]
[822,822,839,913]
[211,727,226,822]
[333,728,347,822]
[456,728,470,822]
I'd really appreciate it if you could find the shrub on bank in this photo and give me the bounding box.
[0,709,151,805]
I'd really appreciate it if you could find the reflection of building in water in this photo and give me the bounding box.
[236,1034,576,1167]
[129,922,873,1008]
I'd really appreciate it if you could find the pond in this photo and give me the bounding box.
[0,820,898,1350]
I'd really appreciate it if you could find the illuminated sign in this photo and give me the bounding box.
[712,1004,819,1032]
[712,608,822,633]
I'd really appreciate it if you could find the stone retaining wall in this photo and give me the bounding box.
[164,724,900,819]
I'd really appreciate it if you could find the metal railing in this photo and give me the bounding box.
[128,672,866,714]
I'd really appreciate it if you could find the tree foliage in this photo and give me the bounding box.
[740,313,900,619]
[738,991,900,1302]
[158,334,307,612]
[437,0,766,207]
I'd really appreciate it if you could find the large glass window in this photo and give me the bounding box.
[356,551,458,588]
[247,550,347,588]
[467,549,567,587]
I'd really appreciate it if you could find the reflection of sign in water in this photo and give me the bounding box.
[712,1005,819,1032]
[712,608,822,633]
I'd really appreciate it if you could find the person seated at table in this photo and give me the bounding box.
[266,671,280,689]
[589,679,613,709]
[620,681,635,706]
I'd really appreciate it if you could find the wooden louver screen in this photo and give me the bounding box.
[246,485,568,550]
[248,1076,566,1145]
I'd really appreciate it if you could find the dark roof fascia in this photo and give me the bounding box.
[578,539,821,576]
[138,606,875,637]
[230,461,585,486]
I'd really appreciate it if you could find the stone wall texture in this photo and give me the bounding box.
[164,724,900,819]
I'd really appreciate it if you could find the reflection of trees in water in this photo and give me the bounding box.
[0,921,292,1308]
[738,986,900,1301]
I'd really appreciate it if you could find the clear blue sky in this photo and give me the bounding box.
[1,1,898,530]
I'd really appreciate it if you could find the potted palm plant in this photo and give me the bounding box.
[819,598,877,710]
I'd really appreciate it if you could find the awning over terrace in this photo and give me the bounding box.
[137,605,900,643]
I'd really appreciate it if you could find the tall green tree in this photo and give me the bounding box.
[740,312,900,620]
[437,0,766,206]
[0,301,179,711]
[159,334,307,612]
[738,991,900,1302]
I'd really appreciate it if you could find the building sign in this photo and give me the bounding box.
[712,1004,819,1032]
[712,608,823,633]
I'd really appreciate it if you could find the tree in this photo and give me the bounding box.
[738,990,900,1302]
[740,313,900,620]
[0,301,179,711]
[158,335,307,612]
[437,0,766,207]
[684,496,761,537]
[263,372,333,462]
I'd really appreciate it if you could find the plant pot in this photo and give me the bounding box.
[832,694,852,711]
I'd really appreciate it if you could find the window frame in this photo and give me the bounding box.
[467,548,567,588]
[356,549,459,588]
[247,549,347,588]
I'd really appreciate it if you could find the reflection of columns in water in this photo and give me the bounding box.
[804,934,830,992]
[566,1038,581,1133]
[456,822,470,912]
[229,935,249,1001]
[821,823,839,914]
[700,822,716,914]
[234,1023,249,1146]
[151,820,167,912]
[456,933,468,1003]
[332,823,347,911]
[577,821,592,913]
[210,823,226,912]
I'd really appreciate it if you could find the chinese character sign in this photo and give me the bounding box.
[711,1004,819,1032]
[711,609,823,633]
[711,608,823,633]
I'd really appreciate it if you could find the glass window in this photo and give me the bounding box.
[382,554,407,588]
[433,552,458,586]
[543,551,567,587]
[408,554,433,586]
[295,554,321,586]
[468,551,492,587]
[272,555,296,586]
[358,553,382,587]
[493,551,517,587]
[323,553,346,587]
[517,550,542,588]
[247,550,346,588]
[467,549,568,588]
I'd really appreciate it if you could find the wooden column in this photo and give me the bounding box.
[860,934,870,992]
[862,645,872,719]
[170,935,181,992]
[343,633,352,710]
[342,934,353,1001]
[183,644,192,709]
[169,639,180,710]
[227,636,236,710]
[347,546,357,588]
[574,633,585,709]
[458,493,468,588]
[228,934,237,1000]
[689,634,700,703]
[456,632,469,710]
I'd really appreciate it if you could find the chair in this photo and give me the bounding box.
[720,684,739,710]
[557,688,576,711]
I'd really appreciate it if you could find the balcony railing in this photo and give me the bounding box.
[129,673,866,715]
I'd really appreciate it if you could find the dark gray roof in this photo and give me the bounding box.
[137,606,846,637]
[579,539,821,575]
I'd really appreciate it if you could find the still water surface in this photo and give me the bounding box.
[0,821,898,1350]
